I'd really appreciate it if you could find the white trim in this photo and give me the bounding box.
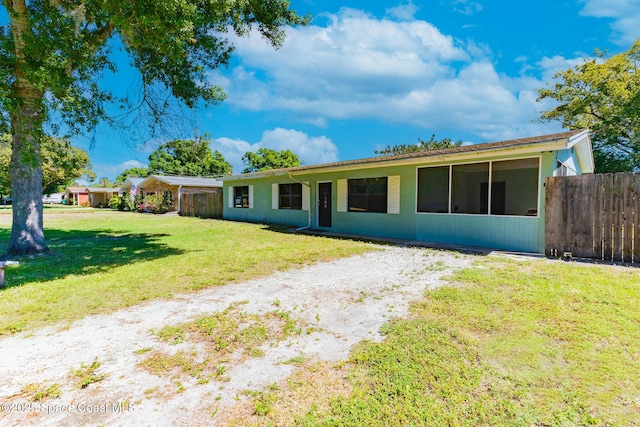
[302,181,310,211]
[387,175,401,214]
[248,185,254,209]
[336,179,347,212]
[272,183,279,210]
[537,156,542,216]
[487,163,493,215]
[228,187,233,208]
[567,130,594,173]
[448,166,452,214]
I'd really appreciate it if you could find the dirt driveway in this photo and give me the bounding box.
[0,245,473,426]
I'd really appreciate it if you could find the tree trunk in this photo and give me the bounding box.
[4,0,48,256]
[6,95,48,255]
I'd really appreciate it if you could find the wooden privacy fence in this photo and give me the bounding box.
[545,173,640,263]
[180,191,223,219]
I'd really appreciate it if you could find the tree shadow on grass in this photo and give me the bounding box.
[0,228,184,288]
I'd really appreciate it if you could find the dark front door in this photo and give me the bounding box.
[318,182,332,227]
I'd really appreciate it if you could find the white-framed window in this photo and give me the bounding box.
[279,183,302,209]
[336,175,400,214]
[229,185,253,208]
[272,182,310,211]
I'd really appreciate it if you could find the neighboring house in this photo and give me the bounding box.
[221,130,594,253]
[65,186,90,205]
[88,187,120,207]
[120,177,144,200]
[138,175,223,212]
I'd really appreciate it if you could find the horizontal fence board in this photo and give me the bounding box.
[545,173,640,264]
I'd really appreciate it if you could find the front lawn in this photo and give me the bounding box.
[0,211,370,334]
[234,257,640,426]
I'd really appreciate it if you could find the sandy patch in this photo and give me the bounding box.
[0,245,472,426]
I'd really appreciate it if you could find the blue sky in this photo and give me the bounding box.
[68,0,640,179]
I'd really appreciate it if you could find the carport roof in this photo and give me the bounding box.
[139,175,223,188]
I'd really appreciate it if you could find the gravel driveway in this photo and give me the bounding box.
[0,245,473,426]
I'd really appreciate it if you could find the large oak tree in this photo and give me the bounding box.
[0,0,307,255]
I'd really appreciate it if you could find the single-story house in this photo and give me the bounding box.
[221,130,594,253]
[138,175,223,212]
[88,187,120,207]
[119,177,144,199]
[65,186,89,205]
[65,186,120,207]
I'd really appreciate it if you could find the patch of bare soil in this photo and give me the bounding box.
[0,246,472,426]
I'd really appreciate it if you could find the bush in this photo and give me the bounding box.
[139,194,168,214]
[109,196,121,210]
[109,195,128,211]
[80,201,91,208]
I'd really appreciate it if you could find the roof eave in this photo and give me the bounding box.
[567,130,595,174]
[221,138,573,181]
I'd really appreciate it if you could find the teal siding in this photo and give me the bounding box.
[415,214,540,252]
[225,180,309,227]
[223,151,559,253]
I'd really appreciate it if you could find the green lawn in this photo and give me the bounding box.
[0,210,370,334]
[233,257,640,426]
[3,210,640,425]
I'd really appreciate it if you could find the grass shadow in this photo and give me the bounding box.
[0,228,184,289]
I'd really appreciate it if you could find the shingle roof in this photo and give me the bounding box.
[143,175,223,188]
[65,186,88,192]
[225,129,588,179]
[123,177,144,187]
[87,187,120,193]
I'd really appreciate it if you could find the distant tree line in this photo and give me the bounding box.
[375,135,463,156]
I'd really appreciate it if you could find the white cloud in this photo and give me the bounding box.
[212,128,339,174]
[211,8,468,110]
[386,1,420,21]
[451,0,483,15]
[209,8,569,142]
[536,55,589,82]
[580,0,640,44]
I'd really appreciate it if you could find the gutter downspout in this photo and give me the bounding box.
[288,172,311,231]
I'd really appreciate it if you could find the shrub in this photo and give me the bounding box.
[109,195,128,211]
[140,194,169,214]
[80,201,91,207]
[109,196,121,210]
